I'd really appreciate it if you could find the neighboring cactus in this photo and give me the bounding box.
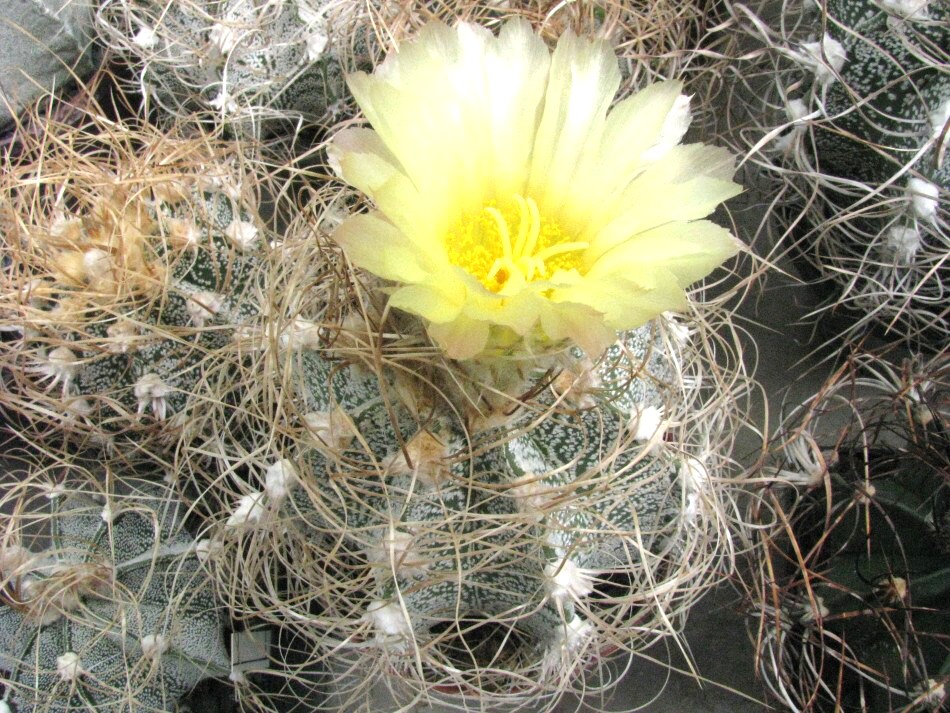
[0,122,264,445]
[0,0,102,132]
[93,0,727,138]
[94,0,375,137]
[719,0,949,351]
[749,351,949,713]
[412,0,725,87]
[0,472,231,712]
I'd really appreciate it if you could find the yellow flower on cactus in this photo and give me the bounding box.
[328,19,742,360]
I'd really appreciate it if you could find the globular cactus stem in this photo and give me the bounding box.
[94,0,375,137]
[1,125,266,448]
[202,300,741,709]
[0,472,231,713]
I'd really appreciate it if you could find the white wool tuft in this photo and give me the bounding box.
[798,35,847,86]
[544,558,595,602]
[226,492,267,528]
[56,652,84,681]
[907,177,939,223]
[264,460,299,502]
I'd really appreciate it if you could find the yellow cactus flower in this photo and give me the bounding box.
[328,19,742,360]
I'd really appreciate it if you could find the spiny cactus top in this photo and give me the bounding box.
[0,135,263,442]
[95,0,372,136]
[754,351,949,712]
[0,477,231,712]
[812,0,948,191]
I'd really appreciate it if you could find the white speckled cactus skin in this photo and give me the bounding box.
[808,0,948,191]
[0,478,230,712]
[273,320,706,692]
[95,0,371,136]
[1,170,263,440]
[724,0,949,349]
[802,0,949,335]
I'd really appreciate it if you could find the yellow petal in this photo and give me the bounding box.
[478,19,551,197]
[585,145,741,259]
[346,23,494,217]
[389,280,465,324]
[527,31,621,212]
[427,314,490,360]
[349,20,550,212]
[589,220,742,288]
[538,301,616,357]
[550,271,687,329]
[462,288,542,335]
[609,272,690,324]
[331,213,430,283]
[329,128,442,245]
[328,127,401,181]
[329,19,745,361]
[561,81,684,231]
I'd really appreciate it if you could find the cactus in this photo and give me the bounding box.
[0,123,264,446]
[750,351,950,712]
[202,292,742,709]
[719,0,949,351]
[94,0,375,137]
[0,9,752,711]
[0,472,231,712]
[92,0,729,139]
[0,0,102,132]
[188,11,749,705]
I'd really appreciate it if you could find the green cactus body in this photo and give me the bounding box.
[2,168,262,440]
[0,0,102,131]
[0,479,230,712]
[80,191,259,421]
[791,466,950,711]
[814,0,949,184]
[786,0,948,346]
[725,0,949,349]
[96,0,368,136]
[755,353,950,712]
[272,321,699,691]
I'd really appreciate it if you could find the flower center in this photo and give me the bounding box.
[445,194,588,294]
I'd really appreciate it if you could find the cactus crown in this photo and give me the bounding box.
[0,120,265,445]
[0,472,230,713]
[721,0,949,352]
[195,224,747,707]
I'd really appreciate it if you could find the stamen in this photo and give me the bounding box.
[454,194,582,292]
[534,241,590,262]
[520,258,532,282]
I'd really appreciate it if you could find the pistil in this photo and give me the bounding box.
[483,195,588,291]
